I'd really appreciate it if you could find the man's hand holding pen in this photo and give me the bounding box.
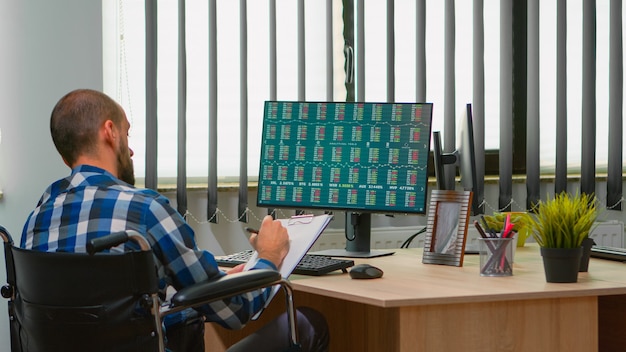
[247,215,290,268]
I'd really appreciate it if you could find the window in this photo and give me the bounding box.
[103,0,346,183]
[103,0,625,186]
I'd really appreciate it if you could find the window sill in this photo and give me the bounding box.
[140,173,615,193]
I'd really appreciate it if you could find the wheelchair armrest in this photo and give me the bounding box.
[1,225,13,244]
[87,230,150,254]
[170,269,282,309]
[87,231,129,254]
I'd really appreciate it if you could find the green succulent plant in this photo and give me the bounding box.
[528,192,598,249]
[483,212,533,246]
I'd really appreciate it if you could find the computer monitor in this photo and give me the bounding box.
[257,101,434,258]
[432,103,482,215]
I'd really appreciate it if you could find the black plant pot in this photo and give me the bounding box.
[579,237,596,272]
[540,246,583,283]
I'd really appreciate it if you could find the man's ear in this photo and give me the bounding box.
[102,120,117,147]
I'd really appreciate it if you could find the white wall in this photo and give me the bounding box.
[0,1,103,348]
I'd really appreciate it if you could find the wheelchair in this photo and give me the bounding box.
[1,226,299,351]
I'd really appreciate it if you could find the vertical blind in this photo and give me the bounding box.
[144,0,158,191]
[527,0,540,209]
[134,0,624,223]
[177,0,188,215]
[554,0,568,194]
[608,0,623,210]
[207,0,218,221]
[472,0,486,213]
[581,0,597,196]
[238,0,249,222]
[498,0,513,211]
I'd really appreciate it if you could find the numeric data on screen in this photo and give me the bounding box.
[257,101,433,214]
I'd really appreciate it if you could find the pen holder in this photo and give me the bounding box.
[478,238,514,277]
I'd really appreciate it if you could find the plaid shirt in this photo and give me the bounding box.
[22,164,274,329]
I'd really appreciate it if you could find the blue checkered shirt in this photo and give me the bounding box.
[21,164,275,329]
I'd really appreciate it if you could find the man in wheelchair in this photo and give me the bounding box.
[20,89,329,352]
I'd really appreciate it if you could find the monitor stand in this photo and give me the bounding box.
[309,213,395,258]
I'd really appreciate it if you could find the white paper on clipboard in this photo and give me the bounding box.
[243,213,333,318]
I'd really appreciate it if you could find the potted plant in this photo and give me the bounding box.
[527,191,598,283]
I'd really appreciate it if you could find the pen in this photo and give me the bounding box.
[474,221,496,253]
[502,213,514,238]
[480,216,497,238]
[474,220,488,239]
[245,227,259,234]
[290,214,314,219]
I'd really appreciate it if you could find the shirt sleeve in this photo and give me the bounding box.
[247,258,278,271]
[140,192,273,329]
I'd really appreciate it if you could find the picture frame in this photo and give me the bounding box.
[422,190,474,267]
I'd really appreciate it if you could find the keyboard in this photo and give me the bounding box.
[216,249,355,276]
[590,245,626,262]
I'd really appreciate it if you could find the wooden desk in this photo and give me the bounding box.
[207,246,626,351]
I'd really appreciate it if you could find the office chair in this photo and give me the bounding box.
[1,226,300,352]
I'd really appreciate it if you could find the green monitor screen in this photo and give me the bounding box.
[257,101,434,215]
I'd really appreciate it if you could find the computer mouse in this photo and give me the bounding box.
[349,264,383,279]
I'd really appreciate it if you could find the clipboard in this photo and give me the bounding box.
[243,213,333,317]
